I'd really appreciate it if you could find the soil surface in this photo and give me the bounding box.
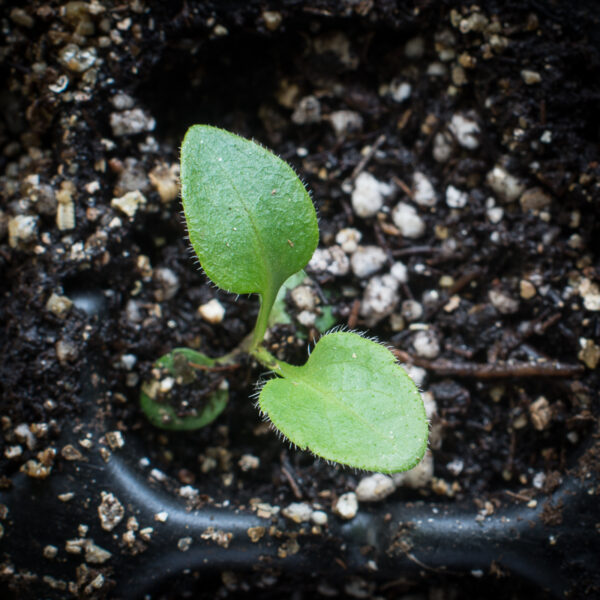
[1,1,599,599]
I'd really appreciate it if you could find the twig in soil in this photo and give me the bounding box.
[280,451,303,499]
[504,490,533,503]
[373,221,395,265]
[349,134,386,181]
[310,278,329,306]
[392,175,413,199]
[347,299,361,330]
[391,245,439,257]
[392,350,584,379]
[446,268,483,296]
[489,311,561,362]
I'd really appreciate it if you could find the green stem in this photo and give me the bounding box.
[251,344,282,371]
[251,287,277,350]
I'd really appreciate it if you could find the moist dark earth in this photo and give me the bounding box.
[1,1,599,599]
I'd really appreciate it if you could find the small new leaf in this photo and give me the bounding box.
[258,331,428,473]
[140,348,228,431]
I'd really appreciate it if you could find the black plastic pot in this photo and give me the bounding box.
[2,291,598,599]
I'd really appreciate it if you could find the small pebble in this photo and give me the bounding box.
[402,364,427,388]
[389,261,408,283]
[111,190,147,218]
[10,7,34,27]
[422,289,440,306]
[533,472,546,489]
[489,289,519,314]
[198,298,225,324]
[59,43,97,72]
[520,187,551,211]
[446,458,464,476]
[46,293,73,318]
[310,510,328,526]
[335,228,362,254]
[98,492,124,531]
[85,541,112,564]
[459,12,488,32]
[43,545,58,559]
[404,36,425,58]
[329,110,363,137]
[111,93,135,110]
[529,396,551,430]
[413,172,437,207]
[114,157,150,196]
[449,113,480,149]
[486,166,525,203]
[445,185,468,208]
[452,65,468,86]
[412,330,440,359]
[296,310,316,327]
[238,454,260,471]
[360,274,399,325]
[110,109,156,136]
[149,163,180,203]
[312,31,357,70]
[8,215,38,248]
[432,131,454,163]
[177,537,192,552]
[105,431,124,450]
[308,246,350,277]
[392,202,426,239]
[393,451,434,489]
[5,445,22,459]
[578,338,600,369]
[521,69,542,85]
[290,285,316,311]
[401,299,423,322]
[291,95,321,125]
[351,172,391,218]
[520,280,536,299]
[119,354,137,370]
[282,502,313,523]
[356,473,395,502]
[262,10,282,31]
[350,246,388,279]
[579,278,600,311]
[427,62,447,77]
[334,492,358,520]
[56,339,79,363]
[486,206,504,223]
[15,423,36,450]
[388,80,412,103]
[154,267,180,302]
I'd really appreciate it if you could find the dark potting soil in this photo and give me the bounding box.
[1,1,599,599]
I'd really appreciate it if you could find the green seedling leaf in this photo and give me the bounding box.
[181,126,319,335]
[140,348,228,431]
[314,305,337,333]
[258,331,428,473]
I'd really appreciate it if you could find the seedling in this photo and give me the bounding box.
[141,125,428,473]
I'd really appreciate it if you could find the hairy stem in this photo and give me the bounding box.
[251,286,278,350]
[250,344,285,372]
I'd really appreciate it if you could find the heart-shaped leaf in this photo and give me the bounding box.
[258,331,428,473]
[181,126,319,301]
[140,348,228,431]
